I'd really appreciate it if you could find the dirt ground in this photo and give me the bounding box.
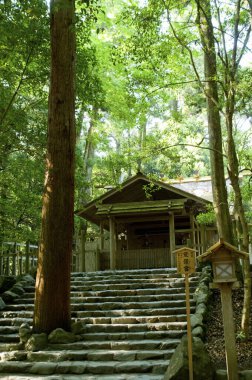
[204,287,252,370]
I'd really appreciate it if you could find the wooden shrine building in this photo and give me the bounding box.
[76,173,218,271]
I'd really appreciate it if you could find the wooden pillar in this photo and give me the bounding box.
[200,225,206,252]
[189,212,196,249]
[109,217,116,270]
[169,212,176,267]
[80,229,86,272]
[196,222,201,254]
[100,222,104,251]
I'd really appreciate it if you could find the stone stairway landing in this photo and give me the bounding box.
[0,268,200,379]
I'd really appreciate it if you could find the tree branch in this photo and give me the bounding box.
[0,46,34,126]
[236,24,251,67]
[232,0,241,75]
[156,142,227,158]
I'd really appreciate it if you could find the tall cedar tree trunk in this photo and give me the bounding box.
[195,0,233,243]
[33,0,75,333]
[76,108,97,271]
[224,0,251,337]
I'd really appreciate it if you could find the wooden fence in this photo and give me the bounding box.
[0,242,87,275]
[0,242,38,276]
[116,248,170,270]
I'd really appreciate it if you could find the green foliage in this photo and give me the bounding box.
[0,0,49,244]
[1,0,251,245]
[196,205,216,226]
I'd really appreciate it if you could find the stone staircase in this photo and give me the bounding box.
[0,268,200,379]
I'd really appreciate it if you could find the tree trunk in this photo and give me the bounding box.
[224,19,251,336]
[33,0,76,333]
[195,0,233,243]
[226,104,251,338]
[76,108,98,272]
[137,121,147,173]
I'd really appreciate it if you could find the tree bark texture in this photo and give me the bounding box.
[223,0,251,336]
[195,0,233,243]
[33,0,76,333]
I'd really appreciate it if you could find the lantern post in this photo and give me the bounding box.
[174,247,196,380]
[198,239,249,380]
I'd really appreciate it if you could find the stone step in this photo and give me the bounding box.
[72,286,196,296]
[0,374,164,380]
[2,299,196,314]
[0,329,185,344]
[0,321,186,336]
[70,278,190,287]
[25,348,173,362]
[70,281,198,292]
[84,321,187,333]
[22,281,198,294]
[0,359,169,375]
[71,299,195,311]
[0,307,195,320]
[72,306,194,318]
[0,338,180,352]
[0,314,188,328]
[81,330,185,341]
[0,334,19,343]
[69,273,199,281]
[70,269,200,279]
[21,283,197,294]
[15,290,197,305]
[71,277,179,284]
[15,292,194,304]
[0,343,22,352]
[0,317,32,326]
[76,314,188,325]
[0,268,202,379]
[0,311,34,319]
[71,268,178,277]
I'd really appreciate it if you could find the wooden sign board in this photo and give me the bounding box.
[176,248,196,275]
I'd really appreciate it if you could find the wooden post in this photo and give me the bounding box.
[25,241,30,274]
[100,222,104,251]
[12,245,17,276]
[200,225,206,252]
[219,283,239,380]
[190,212,196,249]
[80,229,86,272]
[109,217,116,270]
[169,212,176,267]
[185,273,193,380]
[196,223,200,254]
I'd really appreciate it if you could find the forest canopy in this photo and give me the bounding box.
[0,0,251,244]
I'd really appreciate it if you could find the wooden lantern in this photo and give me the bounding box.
[197,238,248,284]
[197,239,249,380]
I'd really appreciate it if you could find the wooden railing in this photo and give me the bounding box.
[0,242,38,276]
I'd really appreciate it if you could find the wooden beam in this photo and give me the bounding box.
[115,215,170,223]
[96,199,186,215]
